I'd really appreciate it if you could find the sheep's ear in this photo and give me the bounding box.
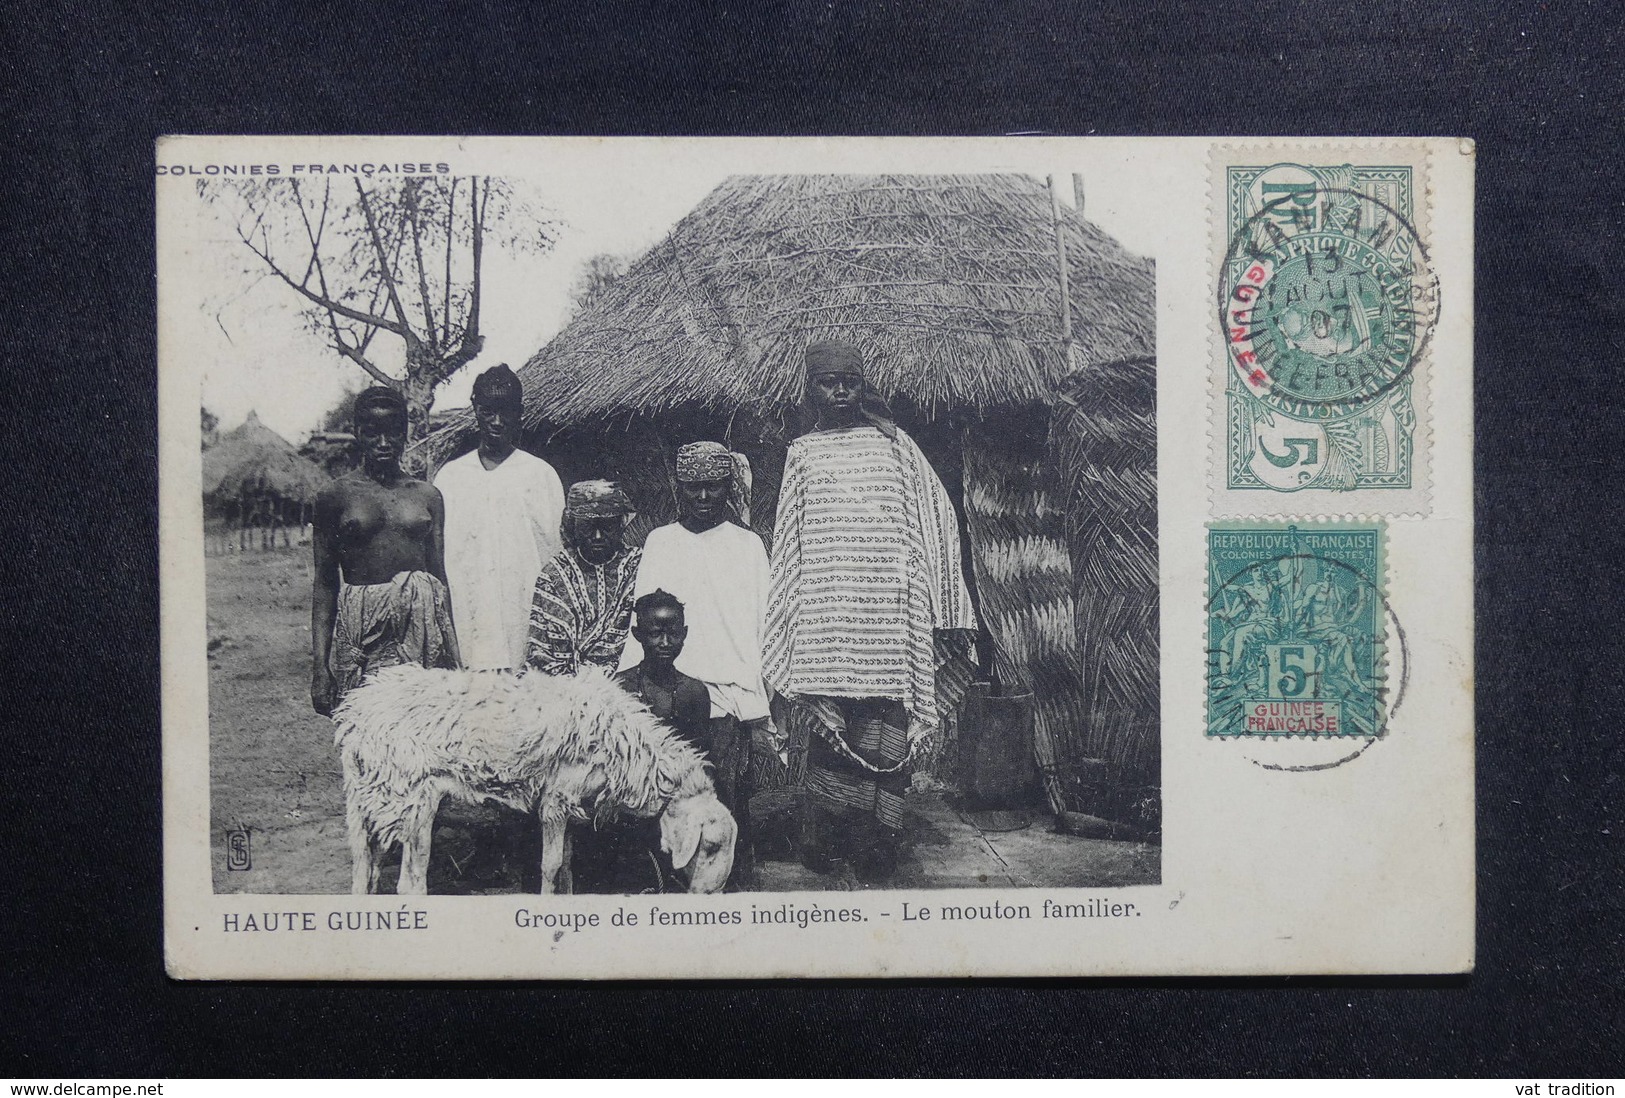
[660,801,701,871]
[713,806,739,852]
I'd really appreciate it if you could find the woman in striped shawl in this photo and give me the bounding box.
[763,341,978,880]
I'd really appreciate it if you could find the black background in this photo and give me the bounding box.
[4,0,1622,1078]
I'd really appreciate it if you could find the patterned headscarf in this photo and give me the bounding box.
[565,479,634,518]
[674,441,752,526]
[561,480,635,549]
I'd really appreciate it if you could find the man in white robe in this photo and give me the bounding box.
[619,441,774,886]
[434,364,564,671]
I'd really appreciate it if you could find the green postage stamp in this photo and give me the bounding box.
[1206,522,1387,738]
[1212,149,1438,517]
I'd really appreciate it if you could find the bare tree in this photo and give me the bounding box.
[202,174,557,461]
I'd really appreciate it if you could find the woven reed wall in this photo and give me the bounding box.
[1049,356,1160,826]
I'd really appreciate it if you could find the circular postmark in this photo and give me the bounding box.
[1206,548,1408,772]
[1219,175,1441,423]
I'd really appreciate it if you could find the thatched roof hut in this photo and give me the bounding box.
[203,411,331,510]
[432,174,1158,830]
[434,173,1151,440]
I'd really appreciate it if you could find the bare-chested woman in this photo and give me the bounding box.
[310,387,461,716]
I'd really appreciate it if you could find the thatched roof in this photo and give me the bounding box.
[432,173,1153,452]
[202,411,331,505]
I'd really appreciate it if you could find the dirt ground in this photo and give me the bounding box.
[208,548,1158,895]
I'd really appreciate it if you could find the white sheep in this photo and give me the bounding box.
[331,664,737,895]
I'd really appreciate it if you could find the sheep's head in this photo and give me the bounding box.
[659,791,737,893]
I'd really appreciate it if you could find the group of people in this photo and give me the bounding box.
[309,340,978,889]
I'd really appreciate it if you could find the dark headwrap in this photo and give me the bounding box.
[802,340,897,439]
[471,363,523,409]
[805,340,865,380]
[353,385,408,424]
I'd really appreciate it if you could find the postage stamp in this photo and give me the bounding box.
[1211,146,1438,517]
[1206,522,1387,739]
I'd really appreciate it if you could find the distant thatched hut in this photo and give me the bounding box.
[430,174,1158,830]
[203,412,331,551]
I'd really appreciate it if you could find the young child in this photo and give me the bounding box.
[614,590,712,753]
[611,590,755,890]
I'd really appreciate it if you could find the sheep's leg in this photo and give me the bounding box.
[343,763,376,896]
[538,814,568,895]
[347,821,373,895]
[349,831,377,896]
[397,788,445,895]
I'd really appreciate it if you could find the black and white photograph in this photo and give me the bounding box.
[185,160,1159,899]
[158,136,1473,980]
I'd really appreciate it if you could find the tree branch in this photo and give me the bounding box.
[353,178,414,335]
[350,227,405,358]
[291,179,381,346]
[366,229,404,332]
[442,177,456,345]
[404,180,440,349]
[436,333,485,380]
[435,175,485,382]
[233,218,406,334]
[288,179,333,291]
[330,338,397,387]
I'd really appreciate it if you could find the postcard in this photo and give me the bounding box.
[159,135,1474,978]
